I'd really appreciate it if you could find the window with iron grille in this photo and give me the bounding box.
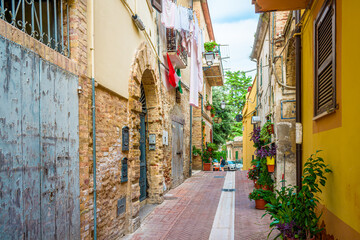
[0,0,70,56]
[314,0,336,117]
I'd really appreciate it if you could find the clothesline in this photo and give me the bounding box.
[161,0,205,107]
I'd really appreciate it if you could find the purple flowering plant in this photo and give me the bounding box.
[250,126,262,148]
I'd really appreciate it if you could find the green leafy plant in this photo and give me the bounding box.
[204,41,218,52]
[192,145,202,156]
[247,165,260,181]
[248,189,275,202]
[260,121,273,142]
[264,151,332,239]
[210,107,216,115]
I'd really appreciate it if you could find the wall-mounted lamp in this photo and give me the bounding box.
[251,116,261,124]
[204,52,215,66]
[220,100,226,110]
[132,14,145,31]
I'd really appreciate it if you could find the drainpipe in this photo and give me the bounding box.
[90,0,97,238]
[295,10,302,190]
[201,95,204,170]
[189,106,193,176]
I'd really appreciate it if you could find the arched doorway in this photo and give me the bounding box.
[139,83,147,202]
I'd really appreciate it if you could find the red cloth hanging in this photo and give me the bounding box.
[166,53,176,88]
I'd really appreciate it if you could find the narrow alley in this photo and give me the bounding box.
[1,0,360,239]
[125,171,275,240]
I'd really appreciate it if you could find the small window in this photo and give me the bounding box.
[151,0,162,13]
[0,0,70,56]
[314,0,336,117]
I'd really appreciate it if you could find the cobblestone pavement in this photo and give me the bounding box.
[125,171,276,240]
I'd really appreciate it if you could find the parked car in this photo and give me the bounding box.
[224,161,236,171]
[235,163,243,170]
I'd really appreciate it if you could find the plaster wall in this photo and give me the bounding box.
[301,0,360,237]
[94,0,157,99]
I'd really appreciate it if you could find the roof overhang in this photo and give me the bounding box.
[250,13,269,60]
[252,0,310,13]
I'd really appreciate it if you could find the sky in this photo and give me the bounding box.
[207,0,259,78]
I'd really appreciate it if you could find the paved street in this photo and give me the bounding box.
[125,171,275,240]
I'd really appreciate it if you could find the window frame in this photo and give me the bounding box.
[313,0,336,118]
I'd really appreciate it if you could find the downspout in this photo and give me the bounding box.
[189,106,193,176]
[89,0,97,238]
[295,10,302,190]
[201,95,204,170]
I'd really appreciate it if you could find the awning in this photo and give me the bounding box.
[252,0,311,13]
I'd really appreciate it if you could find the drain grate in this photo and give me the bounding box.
[222,188,236,192]
[214,176,225,179]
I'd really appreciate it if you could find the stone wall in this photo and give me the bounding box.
[271,12,297,189]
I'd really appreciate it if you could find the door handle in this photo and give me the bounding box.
[176,152,182,155]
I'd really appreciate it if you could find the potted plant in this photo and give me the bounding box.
[264,151,332,240]
[260,122,272,143]
[204,41,218,53]
[256,170,274,191]
[192,145,202,156]
[210,107,216,117]
[249,189,275,210]
[202,120,206,127]
[205,100,212,111]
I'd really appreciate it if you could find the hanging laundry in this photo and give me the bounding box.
[161,0,176,29]
[178,6,190,32]
[175,69,183,94]
[189,37,199,107]
[166,53,177,88]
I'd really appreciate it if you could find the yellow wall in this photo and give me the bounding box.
[94,0,156,98]
[242,78,257,171]
[301,0,360,237]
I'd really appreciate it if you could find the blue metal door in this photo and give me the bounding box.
[0,36,80,239]
[139,113,147,201]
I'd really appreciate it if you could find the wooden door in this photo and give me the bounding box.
[171,122,184,187]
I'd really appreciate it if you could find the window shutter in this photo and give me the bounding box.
[152,0,162,13]
[314,0,336,116]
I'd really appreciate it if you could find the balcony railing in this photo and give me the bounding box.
[0,0,70,57]
[166,28,187,69]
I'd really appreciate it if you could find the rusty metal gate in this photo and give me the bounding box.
[171,121,184,188]
[0,36,80,239]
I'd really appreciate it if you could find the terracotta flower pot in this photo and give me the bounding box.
[206,105,212,111]
[255,183,261,189]
[267,165,275,173]
[255,199,267,210]
[203,163,212,171]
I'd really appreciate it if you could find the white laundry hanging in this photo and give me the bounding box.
[161,0,176,28]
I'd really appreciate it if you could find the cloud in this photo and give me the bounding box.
[214,18,258,75]
[208,0,259,78]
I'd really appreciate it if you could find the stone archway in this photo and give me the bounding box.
[127,42,165,231]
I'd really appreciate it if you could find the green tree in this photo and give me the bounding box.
[212,71,253,143]
[212,86,233,145]
[225,71,252,137]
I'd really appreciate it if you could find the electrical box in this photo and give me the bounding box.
[149,134,156,150]
[163,130,168,145]
[122,126,129,151]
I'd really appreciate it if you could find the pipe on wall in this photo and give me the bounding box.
[189,106,193,177]
[89,0,97,238]
[295,10,302,190]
